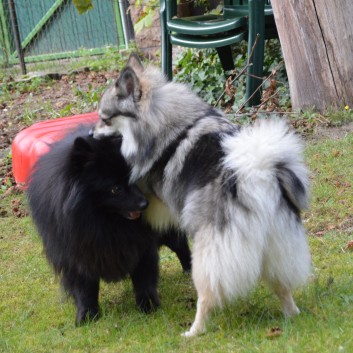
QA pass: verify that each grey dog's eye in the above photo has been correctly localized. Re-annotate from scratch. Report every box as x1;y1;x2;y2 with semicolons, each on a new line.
111;186;121;194
103;119;112;126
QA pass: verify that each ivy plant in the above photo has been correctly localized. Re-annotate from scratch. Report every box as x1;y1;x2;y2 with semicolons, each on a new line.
173;40;288;111
173;45;247;108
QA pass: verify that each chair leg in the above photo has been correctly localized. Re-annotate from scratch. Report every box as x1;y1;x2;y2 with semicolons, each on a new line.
161;34;173;80
246;0;265;106
216;46;235;72
165;37;173;80
160;1;173;80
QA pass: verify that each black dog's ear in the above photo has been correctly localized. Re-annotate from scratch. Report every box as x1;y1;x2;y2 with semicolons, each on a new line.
71;137;95;169
127;52;144;73
116;67;141;102
73;137;93;154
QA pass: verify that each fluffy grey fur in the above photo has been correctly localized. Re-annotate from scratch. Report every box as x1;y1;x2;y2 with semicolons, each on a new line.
91;54;312;337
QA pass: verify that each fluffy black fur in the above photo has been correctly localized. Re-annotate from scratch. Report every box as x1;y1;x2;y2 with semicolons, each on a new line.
27;125;191;325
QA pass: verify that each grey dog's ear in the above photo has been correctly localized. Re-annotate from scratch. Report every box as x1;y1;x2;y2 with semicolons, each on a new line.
116;67;141;101
127;52;144;73
115;53;143;101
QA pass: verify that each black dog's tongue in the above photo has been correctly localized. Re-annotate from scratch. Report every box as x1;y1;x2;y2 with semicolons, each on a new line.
126;211;141;220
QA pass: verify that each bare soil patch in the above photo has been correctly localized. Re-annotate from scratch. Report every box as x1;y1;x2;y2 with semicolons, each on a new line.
310;122;353;141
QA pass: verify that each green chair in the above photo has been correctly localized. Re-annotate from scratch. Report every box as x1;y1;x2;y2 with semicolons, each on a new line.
160;0;277;105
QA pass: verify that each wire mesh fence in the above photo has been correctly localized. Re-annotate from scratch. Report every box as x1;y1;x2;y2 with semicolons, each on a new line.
0;0;136;73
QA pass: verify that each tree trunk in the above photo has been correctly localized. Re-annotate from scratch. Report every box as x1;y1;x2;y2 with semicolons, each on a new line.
270;0;353;112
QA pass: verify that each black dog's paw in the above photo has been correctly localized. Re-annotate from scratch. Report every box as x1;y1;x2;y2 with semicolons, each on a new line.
75;307;100;326
136;290;161;313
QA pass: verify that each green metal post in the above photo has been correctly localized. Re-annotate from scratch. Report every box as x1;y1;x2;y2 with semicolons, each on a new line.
113;0;126;49
8;0;26;74
0;0;11;65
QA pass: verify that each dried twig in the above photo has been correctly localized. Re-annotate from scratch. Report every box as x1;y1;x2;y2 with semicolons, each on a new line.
214;34;260;108
259;89;279;107
235;60;284;113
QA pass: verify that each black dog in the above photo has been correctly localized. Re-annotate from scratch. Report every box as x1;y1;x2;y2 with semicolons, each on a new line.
27;125;191;325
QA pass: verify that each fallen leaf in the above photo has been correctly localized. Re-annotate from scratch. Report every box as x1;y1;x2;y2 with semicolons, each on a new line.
332;149;340;157
266;326;282;339
346;240;353;250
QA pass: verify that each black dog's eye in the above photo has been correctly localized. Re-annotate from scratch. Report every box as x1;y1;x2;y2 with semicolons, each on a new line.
111;186;121;195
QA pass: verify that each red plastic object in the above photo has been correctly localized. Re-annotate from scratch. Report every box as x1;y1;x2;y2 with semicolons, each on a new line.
12;112;99;185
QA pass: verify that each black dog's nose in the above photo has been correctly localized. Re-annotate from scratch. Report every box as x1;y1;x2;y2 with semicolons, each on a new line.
139;199;149;210
88;128;94;137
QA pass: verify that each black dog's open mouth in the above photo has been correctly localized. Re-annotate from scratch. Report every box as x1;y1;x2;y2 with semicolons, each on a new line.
124;211;142;220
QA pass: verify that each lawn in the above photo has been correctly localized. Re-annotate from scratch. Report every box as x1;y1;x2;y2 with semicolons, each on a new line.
0;129;352;353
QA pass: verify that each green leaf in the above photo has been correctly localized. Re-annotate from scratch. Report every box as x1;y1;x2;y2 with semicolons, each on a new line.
134;19;145;34
134;10;154;33
144;12;154;28
72;0;93;14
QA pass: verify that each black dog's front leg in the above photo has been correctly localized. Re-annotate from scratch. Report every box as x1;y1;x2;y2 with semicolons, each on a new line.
130;246;160;313
61;271;100;325
160;229;192;272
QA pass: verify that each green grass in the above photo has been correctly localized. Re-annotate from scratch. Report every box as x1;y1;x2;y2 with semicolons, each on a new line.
305;134;353;235
1;132;353;352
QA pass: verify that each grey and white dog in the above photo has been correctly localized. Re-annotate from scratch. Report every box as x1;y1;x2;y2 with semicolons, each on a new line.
91;54;312;337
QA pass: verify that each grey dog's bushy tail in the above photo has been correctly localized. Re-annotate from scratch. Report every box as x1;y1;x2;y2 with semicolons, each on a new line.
222;119;310;211
276;162;309;211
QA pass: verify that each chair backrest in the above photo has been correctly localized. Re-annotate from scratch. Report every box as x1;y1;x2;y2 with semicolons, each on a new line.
227;1;246;4
226;1;272;6
226;1;270;4
230;0;272;3
166;1;240;20
165;0;272;18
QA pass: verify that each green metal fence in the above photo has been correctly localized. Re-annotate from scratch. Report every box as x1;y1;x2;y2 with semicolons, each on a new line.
0;0;131;67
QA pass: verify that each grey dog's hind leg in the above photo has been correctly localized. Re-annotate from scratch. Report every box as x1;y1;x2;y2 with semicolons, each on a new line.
182;291;216;337
273;283;300;316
